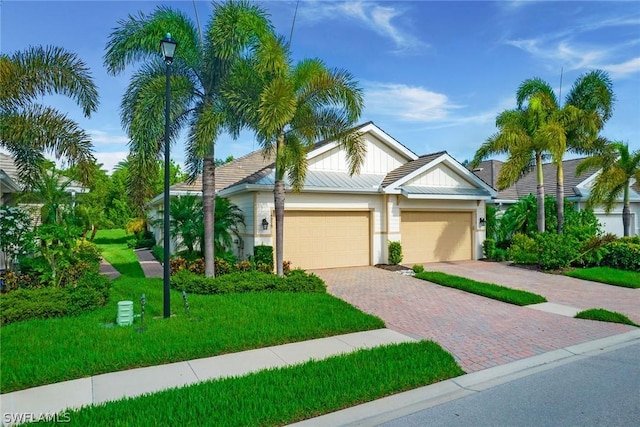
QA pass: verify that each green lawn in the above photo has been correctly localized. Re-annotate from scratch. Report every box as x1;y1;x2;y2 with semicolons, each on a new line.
575;308;639;327
93;229;145;278
1;231;384;393
565;267;640;289
415;271;547;306
32;342;464;427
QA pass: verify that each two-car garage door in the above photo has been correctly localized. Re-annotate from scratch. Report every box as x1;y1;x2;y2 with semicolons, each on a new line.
401;211;473;264
283;211;370;270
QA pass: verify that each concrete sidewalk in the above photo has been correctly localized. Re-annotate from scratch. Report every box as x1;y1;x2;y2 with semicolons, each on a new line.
135;248;163;278
0;329;414;421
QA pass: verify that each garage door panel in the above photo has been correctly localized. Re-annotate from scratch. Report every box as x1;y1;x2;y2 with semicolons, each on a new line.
401;211;472;264
283;211;370;269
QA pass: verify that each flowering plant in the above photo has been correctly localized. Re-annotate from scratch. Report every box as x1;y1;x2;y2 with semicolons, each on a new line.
0;206;35;270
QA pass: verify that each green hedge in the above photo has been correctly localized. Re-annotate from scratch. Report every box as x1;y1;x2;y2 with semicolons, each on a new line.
0;272;111;325
602;241;640;272
171;269;326;294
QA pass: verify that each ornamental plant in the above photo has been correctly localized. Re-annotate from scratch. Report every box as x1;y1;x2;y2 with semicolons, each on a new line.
0;206;35;270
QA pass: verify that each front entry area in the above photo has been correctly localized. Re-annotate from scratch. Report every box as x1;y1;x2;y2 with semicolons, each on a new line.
400;211;473;264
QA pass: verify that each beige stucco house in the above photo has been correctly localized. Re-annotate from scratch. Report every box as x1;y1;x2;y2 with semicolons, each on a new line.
148;122;497;269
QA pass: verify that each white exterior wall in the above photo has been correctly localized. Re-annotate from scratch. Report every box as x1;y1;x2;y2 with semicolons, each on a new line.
308;134;408;174
227;192;255;258
577;201;640;236
406;163;475;188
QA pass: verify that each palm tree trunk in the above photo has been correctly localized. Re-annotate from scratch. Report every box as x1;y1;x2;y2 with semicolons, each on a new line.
556;163;564;234
535;151;545;233
274;132;286;277
203;153;216;277
622;184;631;237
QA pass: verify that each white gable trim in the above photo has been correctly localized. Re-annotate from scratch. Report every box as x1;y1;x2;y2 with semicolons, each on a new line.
385;153;498;197
307;122;418;162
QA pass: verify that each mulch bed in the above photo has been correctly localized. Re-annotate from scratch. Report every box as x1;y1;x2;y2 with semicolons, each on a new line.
375;264;411;272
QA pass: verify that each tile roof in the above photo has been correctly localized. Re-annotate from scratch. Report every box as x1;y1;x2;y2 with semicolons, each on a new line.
472;157;600;200
381;151;446;187
169;149;275;193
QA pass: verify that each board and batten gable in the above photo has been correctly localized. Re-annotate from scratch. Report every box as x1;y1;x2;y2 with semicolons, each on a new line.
307;126;416;175
405;163;476;188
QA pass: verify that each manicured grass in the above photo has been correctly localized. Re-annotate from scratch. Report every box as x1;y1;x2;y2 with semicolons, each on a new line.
93;229;145;278
33;342;464;427
575;308;639;327
415;271;547;306
0;276;384;393
565;267;640;289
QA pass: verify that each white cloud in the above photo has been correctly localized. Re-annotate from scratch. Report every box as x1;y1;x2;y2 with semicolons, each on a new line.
601;57;640;77
299;1;427;53
89;130;129;145
364;82;460;122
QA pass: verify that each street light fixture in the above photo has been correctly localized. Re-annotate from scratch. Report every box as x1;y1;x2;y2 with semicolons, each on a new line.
161;33;177;319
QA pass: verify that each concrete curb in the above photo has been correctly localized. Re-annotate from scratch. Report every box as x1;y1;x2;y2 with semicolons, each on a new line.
289;329;640;427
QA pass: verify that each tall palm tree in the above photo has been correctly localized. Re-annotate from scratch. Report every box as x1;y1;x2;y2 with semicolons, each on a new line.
577;142;640;236
471;85;555;233
103;1;273;277
517;71;614;233
224;35;365;275
0;46;98;187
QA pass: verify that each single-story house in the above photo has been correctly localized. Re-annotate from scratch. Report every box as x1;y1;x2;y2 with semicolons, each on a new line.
148;122;497;269
472;158;640;236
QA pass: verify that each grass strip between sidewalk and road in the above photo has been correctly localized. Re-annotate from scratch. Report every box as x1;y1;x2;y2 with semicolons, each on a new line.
565;267;640;289
415;271;547;306
31;341;464;427
575;309;639;327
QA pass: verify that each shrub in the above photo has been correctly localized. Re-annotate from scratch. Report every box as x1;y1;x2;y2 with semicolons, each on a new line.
602;241;640;272
535;232;579;270
73;240;102;267
254;245;274;271
234;260;252;272
0;271;110;325
493;248;508;262
283;260;292;274
176;250;202;262
388;241;403;265
412;264;425;274
170;257;188;275
482;238;496;260
573;233;617;267
256;261;273;274
125;218;146;237
170;270;326;294
188;258;205;275
507;233;537;264
151;245;163;262
214;258;233;275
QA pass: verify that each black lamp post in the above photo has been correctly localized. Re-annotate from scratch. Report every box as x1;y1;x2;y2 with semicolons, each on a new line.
161;33;177;319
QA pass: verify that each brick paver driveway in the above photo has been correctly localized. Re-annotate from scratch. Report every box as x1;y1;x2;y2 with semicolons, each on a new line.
427;261;640;324
312;267;634;373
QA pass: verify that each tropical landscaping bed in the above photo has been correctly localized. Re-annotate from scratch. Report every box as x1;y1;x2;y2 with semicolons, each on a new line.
30;341;464;427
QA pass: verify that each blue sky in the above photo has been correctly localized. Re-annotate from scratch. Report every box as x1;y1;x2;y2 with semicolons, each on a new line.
2;0;639;173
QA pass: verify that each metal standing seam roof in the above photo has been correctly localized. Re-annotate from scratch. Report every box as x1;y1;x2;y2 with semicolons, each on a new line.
248;169;386;191
400;186;493;196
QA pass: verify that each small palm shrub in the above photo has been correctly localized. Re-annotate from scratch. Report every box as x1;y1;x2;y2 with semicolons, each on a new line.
412;264;425;274
254;245;274;271
482;238;496;260
388;241;403;265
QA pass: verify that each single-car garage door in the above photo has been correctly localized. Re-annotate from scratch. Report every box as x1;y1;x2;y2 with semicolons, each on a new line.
283;211;370;269
401;211;472;264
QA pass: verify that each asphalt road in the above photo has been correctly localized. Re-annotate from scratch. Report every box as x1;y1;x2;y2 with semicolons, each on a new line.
381;342;640;427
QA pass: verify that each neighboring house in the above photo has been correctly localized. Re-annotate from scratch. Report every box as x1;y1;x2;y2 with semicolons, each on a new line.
472;158;640;236
148;122;497;269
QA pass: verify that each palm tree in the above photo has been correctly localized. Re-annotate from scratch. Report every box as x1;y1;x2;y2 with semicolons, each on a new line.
0;46;98;187
471;86;555;233
213;196;245;253
103;1;272;277
224;35;365;275
577;142;640;236
18;164;73;225
517;71;614;233
169;196;203;253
